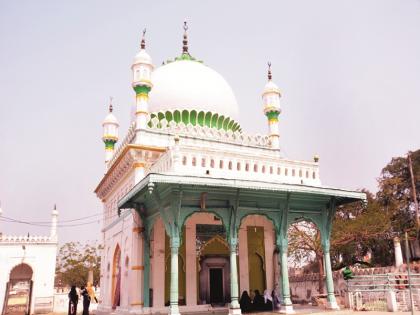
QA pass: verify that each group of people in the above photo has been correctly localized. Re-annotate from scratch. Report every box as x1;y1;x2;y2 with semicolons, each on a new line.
68;282;97;315
239;289;281;313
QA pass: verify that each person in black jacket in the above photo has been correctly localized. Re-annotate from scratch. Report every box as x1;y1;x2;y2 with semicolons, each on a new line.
252;290;265;311
81;286;91;315
239;291;252;313
68;286;78;315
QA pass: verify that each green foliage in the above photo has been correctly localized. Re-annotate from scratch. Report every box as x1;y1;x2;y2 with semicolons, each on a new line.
288;149;419;271
377;149;420;233
55;241;102;288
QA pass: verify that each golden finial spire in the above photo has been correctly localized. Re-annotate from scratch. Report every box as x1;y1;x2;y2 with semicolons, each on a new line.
183;20;189;54
141;28;146;50
109;96;113;113
268;62;272;81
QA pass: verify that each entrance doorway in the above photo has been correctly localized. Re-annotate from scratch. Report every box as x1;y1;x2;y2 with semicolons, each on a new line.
209;269;223;304
3;264;33;315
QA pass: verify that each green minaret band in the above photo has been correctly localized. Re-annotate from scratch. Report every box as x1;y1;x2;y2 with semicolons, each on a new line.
265;110;280;122
133;85;151;95
104;139;117;150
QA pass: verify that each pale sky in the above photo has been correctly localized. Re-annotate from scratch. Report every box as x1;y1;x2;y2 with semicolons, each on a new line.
0;1;419;244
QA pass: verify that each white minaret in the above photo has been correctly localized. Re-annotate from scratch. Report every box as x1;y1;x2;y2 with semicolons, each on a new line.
132;29;154;130
50;204;59;239
262;62;281;150
102;99;119;165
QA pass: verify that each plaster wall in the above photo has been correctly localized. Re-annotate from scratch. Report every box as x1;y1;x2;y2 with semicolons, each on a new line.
100;171;135;311
0;242;57;314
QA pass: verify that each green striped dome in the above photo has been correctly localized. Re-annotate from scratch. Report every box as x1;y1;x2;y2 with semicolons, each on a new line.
148;110;241;132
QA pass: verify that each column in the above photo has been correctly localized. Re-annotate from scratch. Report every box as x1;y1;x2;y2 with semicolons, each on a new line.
278;239;294;314
129;223;144;312
143;233;151;308
238;226;249;293
229;237;241;315
185;222;197;306
323;241;339;310
152;219;165;308
169;235;181;315
394;237;403;268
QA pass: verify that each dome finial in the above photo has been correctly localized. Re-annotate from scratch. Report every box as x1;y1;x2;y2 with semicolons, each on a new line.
109;96;113;113
141;28;146;50
267;61;272;81
183;20;189;55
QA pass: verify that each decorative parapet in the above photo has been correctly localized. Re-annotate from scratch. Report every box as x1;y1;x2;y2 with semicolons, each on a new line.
0;234;57;244
148;118;270;148
148;145;321;186
107;121;136;169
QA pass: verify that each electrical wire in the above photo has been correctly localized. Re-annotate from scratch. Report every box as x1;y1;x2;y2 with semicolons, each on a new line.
0;211;127;228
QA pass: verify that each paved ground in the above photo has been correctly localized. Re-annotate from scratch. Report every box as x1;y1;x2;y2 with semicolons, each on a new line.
49;306;420;315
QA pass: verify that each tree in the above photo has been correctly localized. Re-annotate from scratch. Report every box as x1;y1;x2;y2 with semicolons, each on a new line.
286;149;420;282
288;221;324;293
55;241;102;288
331;191;393;267
377;149;420;234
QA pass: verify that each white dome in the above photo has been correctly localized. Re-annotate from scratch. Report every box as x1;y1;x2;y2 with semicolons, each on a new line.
148;60;239;118
133;49;152;65
262;80;281;95
103;112;119;126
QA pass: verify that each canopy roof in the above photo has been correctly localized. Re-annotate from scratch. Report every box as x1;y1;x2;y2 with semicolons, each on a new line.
118;173;366;216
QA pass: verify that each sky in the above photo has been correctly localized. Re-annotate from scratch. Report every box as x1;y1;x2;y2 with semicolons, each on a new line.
0;0;419;244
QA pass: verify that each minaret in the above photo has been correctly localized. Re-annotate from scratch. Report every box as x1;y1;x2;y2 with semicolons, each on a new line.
50;204;58;239
262;62;281;150
102;99;119;164
132;29;154;130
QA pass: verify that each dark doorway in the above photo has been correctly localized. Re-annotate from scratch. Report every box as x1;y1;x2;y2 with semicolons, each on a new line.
209;268;223;304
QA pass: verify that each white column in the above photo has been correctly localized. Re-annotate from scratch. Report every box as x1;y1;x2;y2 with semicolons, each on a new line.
50;205;58;239
136;92;149;130
394;237;403;268
268;121;280;149
105;147;114;164
185;221;197;306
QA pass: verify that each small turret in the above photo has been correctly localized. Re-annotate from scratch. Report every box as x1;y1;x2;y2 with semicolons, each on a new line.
262;62;281;149
132;29;154;130
102;99;119;164
50;204;58;239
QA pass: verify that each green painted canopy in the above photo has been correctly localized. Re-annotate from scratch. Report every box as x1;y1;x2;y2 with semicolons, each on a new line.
117;173;366;236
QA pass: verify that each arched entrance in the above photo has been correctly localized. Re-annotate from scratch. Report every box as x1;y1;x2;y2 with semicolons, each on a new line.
199;235;230;305
111;244;121;309
238;214;276;295
287;219;324;299
3;264;33;315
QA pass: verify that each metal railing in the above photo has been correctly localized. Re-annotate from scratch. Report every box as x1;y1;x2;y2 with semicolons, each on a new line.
347;273;420;311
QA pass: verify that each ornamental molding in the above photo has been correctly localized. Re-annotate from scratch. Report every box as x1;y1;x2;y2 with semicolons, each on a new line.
0;234;57;244
148;118;271;148
95;145;166;199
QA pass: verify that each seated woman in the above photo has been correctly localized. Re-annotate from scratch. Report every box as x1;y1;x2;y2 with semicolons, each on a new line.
239;291;251;313
263;290;273;311
252;290;265;311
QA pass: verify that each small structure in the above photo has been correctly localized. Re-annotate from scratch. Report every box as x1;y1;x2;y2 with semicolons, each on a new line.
95;23;366;315
0;205;59;315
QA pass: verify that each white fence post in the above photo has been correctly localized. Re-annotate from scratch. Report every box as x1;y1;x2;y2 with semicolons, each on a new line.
386;290;398;312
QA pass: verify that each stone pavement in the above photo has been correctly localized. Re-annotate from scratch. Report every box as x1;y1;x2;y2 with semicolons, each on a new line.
48;306;420;315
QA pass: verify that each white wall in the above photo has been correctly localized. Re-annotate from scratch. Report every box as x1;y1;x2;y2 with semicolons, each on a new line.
0;240;57;314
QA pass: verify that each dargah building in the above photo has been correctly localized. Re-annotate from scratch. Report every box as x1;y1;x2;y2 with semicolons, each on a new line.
95;23;365;315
